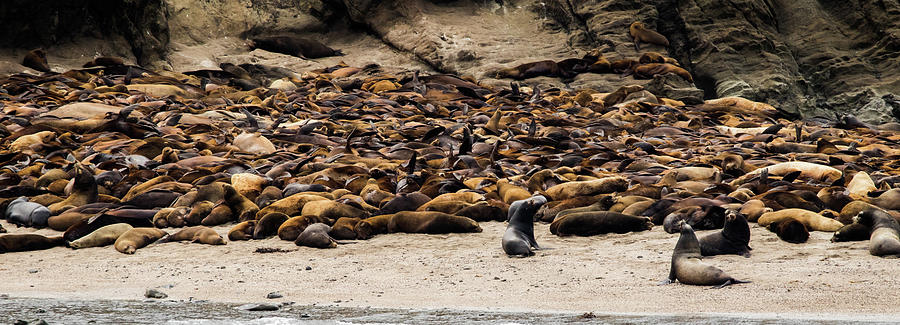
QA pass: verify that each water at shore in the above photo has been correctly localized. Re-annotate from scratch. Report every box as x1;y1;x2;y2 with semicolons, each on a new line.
2;297;898;324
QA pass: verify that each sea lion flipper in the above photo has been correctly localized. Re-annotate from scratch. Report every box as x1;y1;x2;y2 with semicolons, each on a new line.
657;278;673;286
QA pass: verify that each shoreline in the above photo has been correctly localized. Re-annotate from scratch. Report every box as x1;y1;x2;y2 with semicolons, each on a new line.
3;219;900;318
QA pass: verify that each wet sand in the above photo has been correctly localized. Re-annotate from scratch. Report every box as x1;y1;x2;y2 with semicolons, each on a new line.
2;219;899;317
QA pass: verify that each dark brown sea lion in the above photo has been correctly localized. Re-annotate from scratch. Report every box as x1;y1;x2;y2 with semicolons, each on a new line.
228;220;256;241
250;36;343;59
550;211;653;236
766;219;809;244
254;212;290;239
186;200;215;225
378;192;432;215
831;223;870;242
698;210;751;257
22;49;51;72
662;205;727;233
502;196;547;257
114;227;167;254
387;211;482;234
48;164;98;215
454;200;507;222
495;60;562;80
0;234;65;253
159;226;225;245
295;223;338;248
629;22;669;50
201;203;234;226
661;222;750;288
329;217;362;240
854;209;900;257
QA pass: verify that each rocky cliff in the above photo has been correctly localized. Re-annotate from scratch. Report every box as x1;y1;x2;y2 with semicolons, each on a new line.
1;0;898;121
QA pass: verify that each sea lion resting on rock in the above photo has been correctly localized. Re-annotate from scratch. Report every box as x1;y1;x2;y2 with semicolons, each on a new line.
295;223;338;248
629;22;669;50
159;226;225;245
0;234;65;253
69;223;133;249
698;210;751;257
250;36;343;59
661;222;749;288
5;197;51;228
502;195;547;257
632;63;693;83
854;209;900;257
114;227;167;254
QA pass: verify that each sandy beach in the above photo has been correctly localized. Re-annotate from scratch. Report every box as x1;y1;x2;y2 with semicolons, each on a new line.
2;218;898;317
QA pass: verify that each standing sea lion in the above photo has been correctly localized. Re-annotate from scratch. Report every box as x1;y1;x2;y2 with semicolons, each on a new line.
502;195;547;257
854;209;900;257
295;223;338;248
698;210;751;257
660;222;750;287
629;22;669;50
114;228;167;254
69;223;134;249
48;164;99;215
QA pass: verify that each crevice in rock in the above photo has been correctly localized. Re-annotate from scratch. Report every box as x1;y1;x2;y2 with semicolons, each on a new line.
653;0;714;98
563;0;597;45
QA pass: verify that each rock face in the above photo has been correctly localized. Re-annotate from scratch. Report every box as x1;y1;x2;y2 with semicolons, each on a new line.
1;0;898;121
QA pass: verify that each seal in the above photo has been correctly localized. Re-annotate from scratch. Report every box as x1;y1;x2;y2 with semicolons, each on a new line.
201;203;234;226
660;222;750;288
250;36;343;59
387;211;482;234
0;234;65;253
377;192;431;215
295;223;338;248
698;210;751;257
502;195;547;257
454;200;507;222
739;199;771;222
254;212;290;239
550;211;653;236
757;208;843;232
69;223;133;249
5;196;51;228
114;227;167;254
854;209;900;257
255;193;329;220
301;200;370;221
159;226;226;245
329;217;362;240
629;22;669;50
228;220;256;241
766;219;809;244
22;49;51;72
186;201;215;225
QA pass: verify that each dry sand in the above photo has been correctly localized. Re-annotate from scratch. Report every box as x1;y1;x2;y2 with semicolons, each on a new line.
1;218;899;318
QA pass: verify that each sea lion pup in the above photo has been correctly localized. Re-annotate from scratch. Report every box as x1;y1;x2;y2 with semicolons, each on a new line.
629;22;669;50
550;211;653;236
831;223;870;242
48;164;99;215
228;220;256;241
295;223;338;248
767;219;809;244
698;210;751;257
22;49;51;72
69;223;133;249
633;63;693;82
254;212;290;239
661;222;750;288
502;195;547;257
159;226;226;245
5;197;51;228
114;228;167;254
387;211;482;234
495;60;562;80
82;56;125;67
249;35;343;59
277;215;331;241
854;209;900;257
354;214;394;239
543;176;628;201
329;217;362;240
0;234;65;253
757;208;843;232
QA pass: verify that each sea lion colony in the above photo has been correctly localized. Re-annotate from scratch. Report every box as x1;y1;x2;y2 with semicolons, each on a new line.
2;29;900;288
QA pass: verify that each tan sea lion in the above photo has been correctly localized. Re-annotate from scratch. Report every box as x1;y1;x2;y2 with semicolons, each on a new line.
629;22;669;50
660;222;749;287
228;220;256;241
201;203;234;226
329;217;362;240
114;228;167;254
277;215;331;241
543;176;627;201
387;211;482;234
159;226;225;245
255;193;329;220
846;172;876;198
69;223;133;249
354;214;394;239
300;200;369;220
633;63;693;82
757;208;843;232
186;200;215;225
740;199;771;222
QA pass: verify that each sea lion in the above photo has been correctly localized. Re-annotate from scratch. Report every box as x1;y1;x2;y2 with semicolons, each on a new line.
0;234;65;253
846;171;876;198
662;205;727;233
629;22;669;50
9;131;54;154
300;200;369;220
731;162;842;187
4;197;51;228
223;184;260;222
159;226;225;245
740;199;770;222
377;192;431;215
543;176;628;201
757;208;843;232
201;203;234;226
550;211;653;236
766;219;809;244
633;63;693;82
831;223;870;242
250;36;343;59
114;227;167;254
638;52;666;64
862;189;900;210
455;201;507;222
69;223;133;249
186;200;215;225
660;222;749;288
277;215;330;241
354;214;394;239
228;220;256;241
83;56;125;67
254;212;290;239
854;209;900;257
698;210;751;257
495;60;562;80
838;201;880;224
295;223;338;248
497;179;532;205
255;193;328;220
22;49;51;72
48;164;99;215
387;211;482;234
329;217;362;240
502;195;547;257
